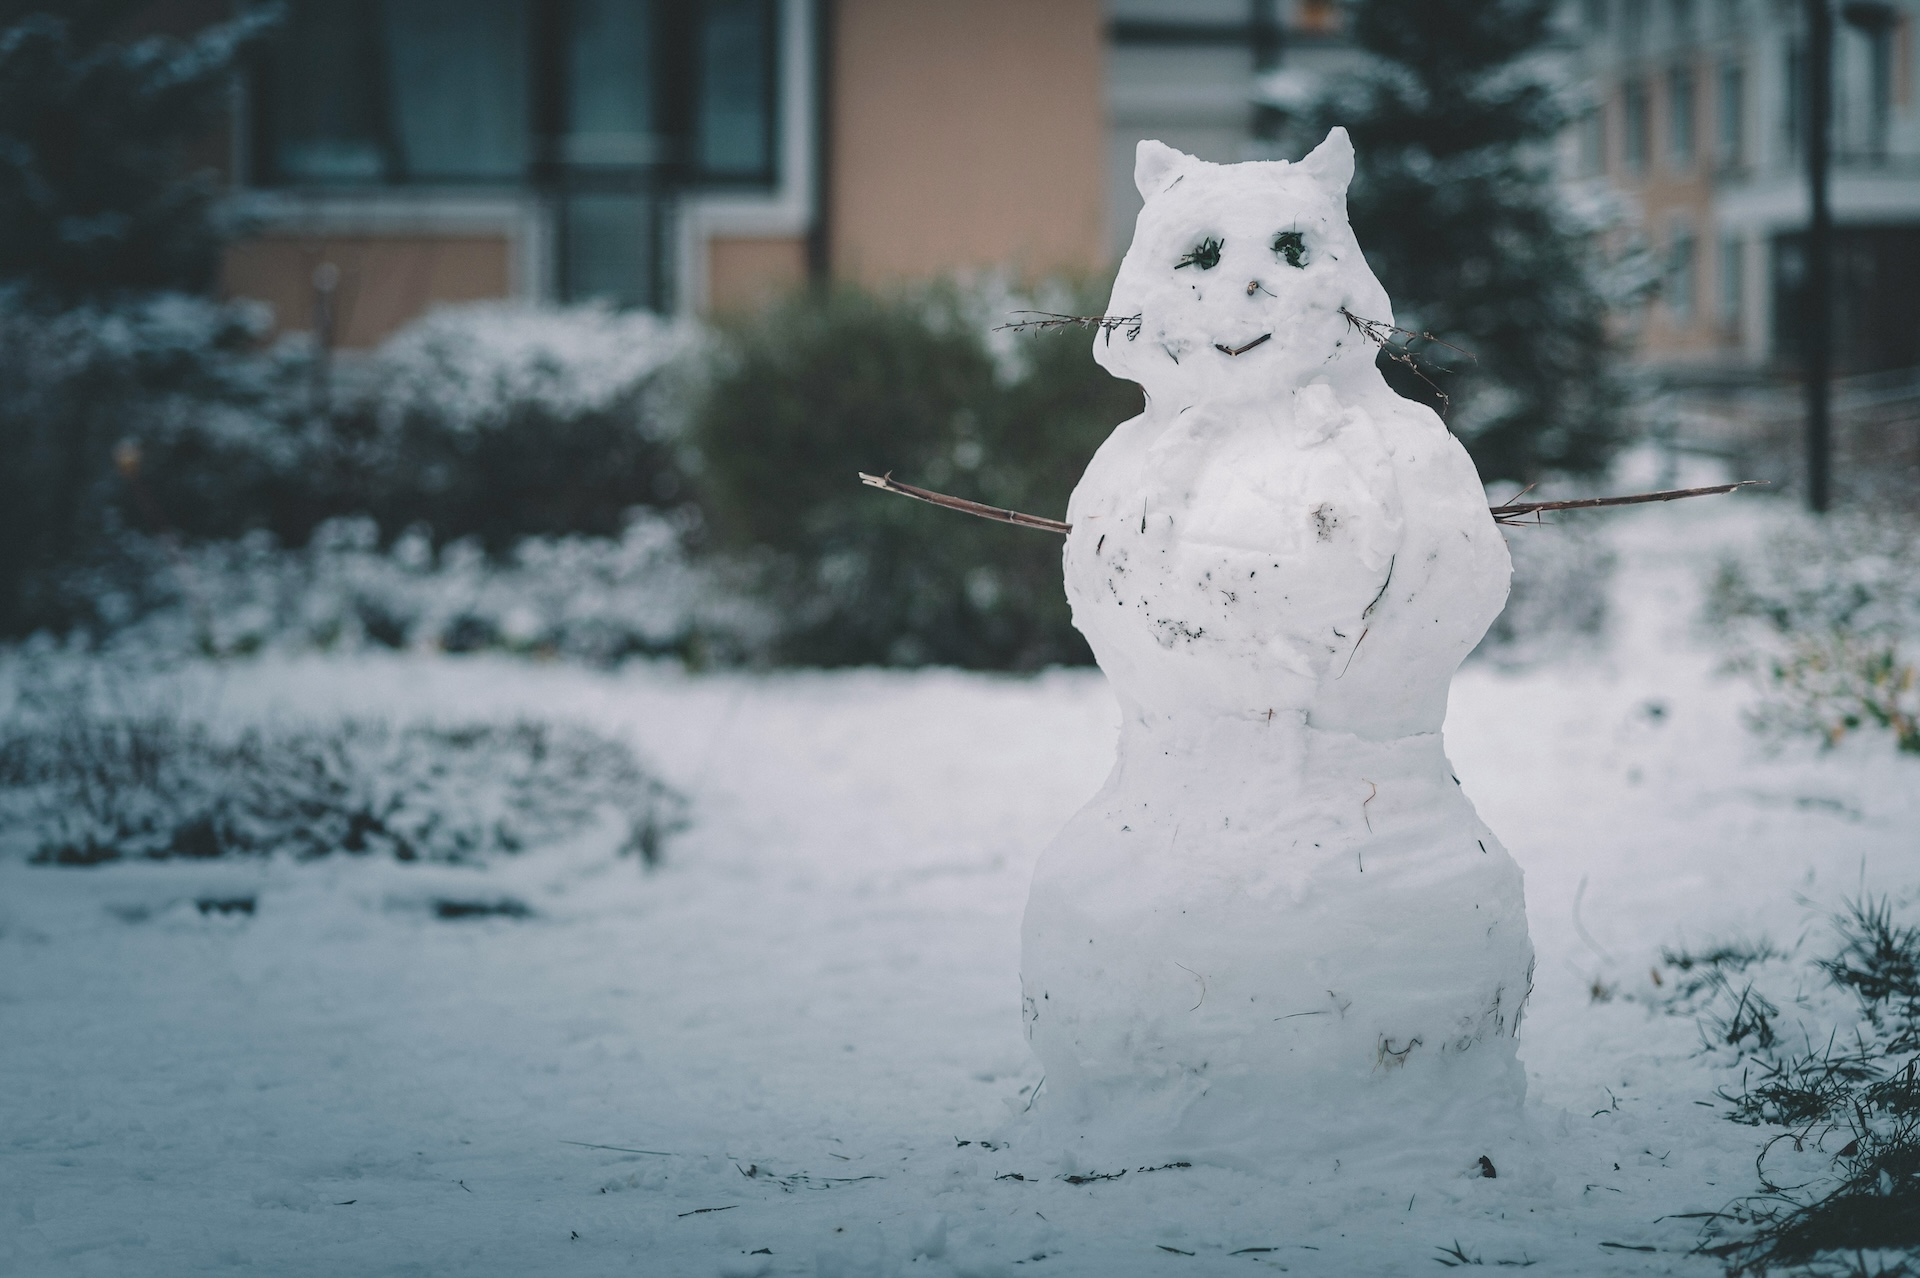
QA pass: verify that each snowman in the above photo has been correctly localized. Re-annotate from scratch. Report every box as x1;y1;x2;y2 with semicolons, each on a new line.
1017;129;1534;1172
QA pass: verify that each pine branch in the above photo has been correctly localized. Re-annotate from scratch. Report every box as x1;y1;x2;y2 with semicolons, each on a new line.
858;474;1765;536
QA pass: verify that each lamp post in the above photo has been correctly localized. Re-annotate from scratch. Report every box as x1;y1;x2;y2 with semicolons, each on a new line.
1805;0;1833;513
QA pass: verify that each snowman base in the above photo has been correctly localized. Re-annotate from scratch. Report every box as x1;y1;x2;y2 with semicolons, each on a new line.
1016;714;1532;1173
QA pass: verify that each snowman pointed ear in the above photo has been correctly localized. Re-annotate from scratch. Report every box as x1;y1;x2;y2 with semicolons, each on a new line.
1134;139;1194;199
1298;127;1355;195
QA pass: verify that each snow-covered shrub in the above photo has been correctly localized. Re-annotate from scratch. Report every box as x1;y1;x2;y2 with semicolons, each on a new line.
692;279;1137;669
1708;514;1920;754
0;703;687;867
349;302;699;552
1644;900;1920;1269
73;512;770;666
2;295;708;648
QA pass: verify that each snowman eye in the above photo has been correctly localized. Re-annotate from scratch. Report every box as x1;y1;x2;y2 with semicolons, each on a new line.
1174;237;1223;271
1272;231;1307;268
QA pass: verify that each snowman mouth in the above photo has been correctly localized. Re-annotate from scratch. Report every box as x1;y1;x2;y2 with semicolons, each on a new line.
1213;333;1272;357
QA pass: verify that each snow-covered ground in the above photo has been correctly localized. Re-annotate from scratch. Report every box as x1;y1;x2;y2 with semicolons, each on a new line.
2;500;1915;1277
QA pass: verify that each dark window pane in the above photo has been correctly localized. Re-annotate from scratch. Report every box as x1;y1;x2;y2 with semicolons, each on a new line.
1668;66;1693;167
698;0;774;179
381;0;530;179
264;0;390;181
568;0;659;167
1773;227;1920;373
1623;77;1649;171
564;192;668;309
1717;61;1743;165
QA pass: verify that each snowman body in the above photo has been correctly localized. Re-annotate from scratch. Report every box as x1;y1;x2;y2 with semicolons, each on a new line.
1018;132;1533;1169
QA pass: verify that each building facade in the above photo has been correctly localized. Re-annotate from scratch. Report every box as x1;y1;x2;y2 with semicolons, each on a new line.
215;0;1109;346
199;0;1351;347
1567;0;1920;379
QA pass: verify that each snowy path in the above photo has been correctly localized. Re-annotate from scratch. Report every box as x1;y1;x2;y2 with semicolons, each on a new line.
2;504;1916;1276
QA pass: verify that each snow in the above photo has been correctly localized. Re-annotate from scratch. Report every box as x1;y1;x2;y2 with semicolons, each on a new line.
1022;133;1529;1167
2;497;1916;1275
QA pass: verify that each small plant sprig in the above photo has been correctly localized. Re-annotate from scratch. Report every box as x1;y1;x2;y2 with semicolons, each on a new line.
994;311;1143;343
1338;306;1476;415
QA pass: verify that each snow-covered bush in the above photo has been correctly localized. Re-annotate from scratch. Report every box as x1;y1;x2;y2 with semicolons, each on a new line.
348;302;699;552
2;297;706;648
692;280;1137;669
66;512;770;666
0;701;687;868
1708;514;1920;754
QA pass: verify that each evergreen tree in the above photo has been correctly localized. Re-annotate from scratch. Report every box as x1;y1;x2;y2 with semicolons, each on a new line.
1309;0;1622;482
0;2;277;636
0;1;274;305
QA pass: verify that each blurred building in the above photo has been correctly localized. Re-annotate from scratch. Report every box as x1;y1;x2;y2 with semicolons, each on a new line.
1102;0;1359;261
209;0;1102;345
1565;0;1920;379
1561;0;1920;492
121;1;1344;347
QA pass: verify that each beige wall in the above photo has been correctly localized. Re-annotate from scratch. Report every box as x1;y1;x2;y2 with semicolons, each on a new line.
222;235;513;349
708;236;810;313
829;0;1107;282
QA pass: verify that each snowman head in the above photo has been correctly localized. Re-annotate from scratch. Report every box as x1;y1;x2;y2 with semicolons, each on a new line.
1097;128;1391;407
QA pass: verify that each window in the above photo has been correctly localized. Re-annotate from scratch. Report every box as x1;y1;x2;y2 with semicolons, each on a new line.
1580;107;1607;176
387;0;532;180
698;0;777;178
1666;220;1697;323
254;0;400;183
565;0;658;169
1621;0;1648;54
1669;0;1695;44
1773;227;1920;372
1623;77;1650;172
1718;233;1743;333
1717;60;1744;166
250;0;781;307
256;0;534;184
1668;65;1695;168
1846;4;1898;162
561;0;666;309
1785;41;1805;156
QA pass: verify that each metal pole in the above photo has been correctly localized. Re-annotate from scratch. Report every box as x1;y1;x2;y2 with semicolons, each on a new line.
1806;0;1834;513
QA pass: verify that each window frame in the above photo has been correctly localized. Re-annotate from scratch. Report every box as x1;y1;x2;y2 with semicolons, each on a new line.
245;0;782;193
